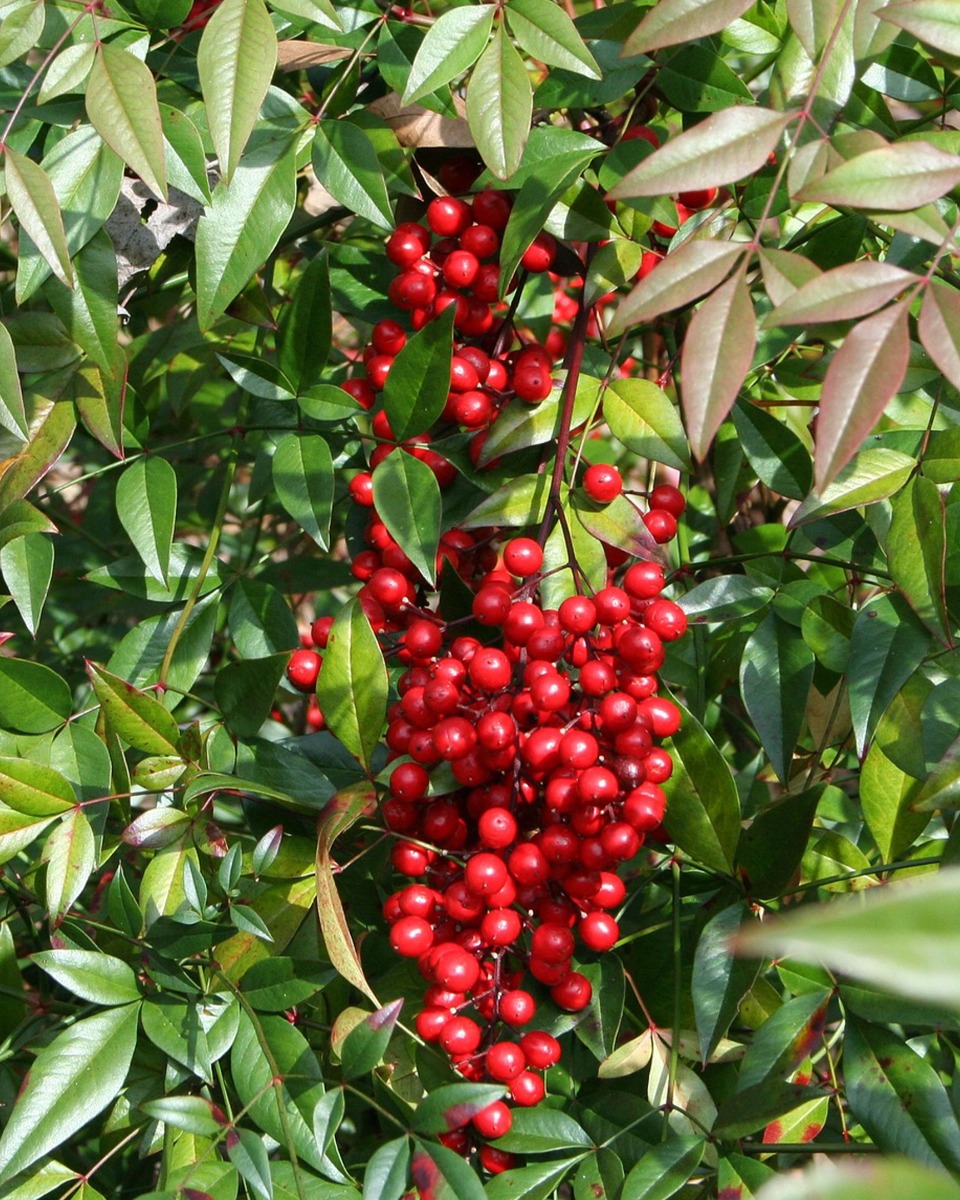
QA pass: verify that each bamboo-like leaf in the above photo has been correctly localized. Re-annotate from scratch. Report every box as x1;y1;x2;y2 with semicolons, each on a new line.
0;321;27;440
875;1;960;60
505;0;599;77
764;261;915;327
608;107;793;198
86;44;167;201
197;0;278;183
44;808;96;927
0;533;54;637
3;148;73;288
814;300;910;489
371;450;442;585
608;240;747;334
312;121;394;231
466;26;532;181
624;0;755;52
885;475;950;642
799;140;960;210
86;661;181;755
402;5;493;104
272;433;334;550
316;599;388;770
115;457;177;587
680;268;755;462
918;279;960;394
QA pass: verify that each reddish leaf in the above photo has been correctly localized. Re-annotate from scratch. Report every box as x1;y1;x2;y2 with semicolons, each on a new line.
624;0;755;53
764;261;916;327
799;140;960;211
918;279;960;393
680;269;755;462
814;300;910;489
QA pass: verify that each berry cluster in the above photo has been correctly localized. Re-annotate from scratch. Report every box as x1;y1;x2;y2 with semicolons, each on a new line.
283;192;689;1170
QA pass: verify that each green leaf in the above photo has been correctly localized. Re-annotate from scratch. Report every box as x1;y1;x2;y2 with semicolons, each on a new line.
362;1138;409;1200
0;533;53;636
919;281;960;395
139;1096;226;1138
0;1004;139;1181
815;301;910;489
740;612;816;783
460;473;552;529
657;43;753;111
790;447;917;525
159;104;212;206
339;999;403;1080
620;1136;704;1200
272;433;335;551
198;0;278;183
624;0;756;53
44;808;95;927
0;659;71;734
0;810;57;867
662;699;740;875
371;451;441;586
0;757;75;817
583;239;645;308
38;41;95;102
228;579;300;659
608;239;747;334
737;787;823;900
736;870;960;1008
495;1108;594;1154
800;594;853;672
764;261;916;327
86;44;167;201
3;148;73;289
483;1157;584;1200
844;1016;960;1170
602;378;690;471
847;593;931;758
317;600;388;771
740;1157;960;1200
217;353;296;402
241;958;334;1010
466;25;532;181
914;732;960;813
214;653;289;739
732;401;812;500
227;1128;272;1200
87;661;181;755
799;140;960;211
142;996;214;1082
312;121;394;231
886;474;950;641
681;268;755;463
861;742;927;862
402;6;493;104
30;950;140;1006
608;107;792;198
738;989;832;1092
679;576;774;623
194;138;297;331
44;231;120;379
15;128;123;304
692;903;758;1064
0;0;44;70
0;1159;77;1200
382;302;454;441
412;1083;505;1136
277;253;331;394
0;321;27;440
311;1089;345;1164
0;502;56;553
115;457;177;587
505;0;599;77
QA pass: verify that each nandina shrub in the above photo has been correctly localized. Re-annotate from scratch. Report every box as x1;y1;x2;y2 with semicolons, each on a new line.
1;1;960;1198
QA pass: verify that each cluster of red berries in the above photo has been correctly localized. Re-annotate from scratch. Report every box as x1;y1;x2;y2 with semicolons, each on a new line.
283;193;689;1173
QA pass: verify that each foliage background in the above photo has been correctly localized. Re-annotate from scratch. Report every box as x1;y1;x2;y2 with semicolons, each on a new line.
2;0;960;1197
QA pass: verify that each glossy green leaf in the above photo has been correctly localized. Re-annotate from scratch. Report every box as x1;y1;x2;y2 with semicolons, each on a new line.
886;474;950;641
658;43;753;111
574;491;664;564
624;0;756;53
747;1157;960;1200
0;533;53;636
732;401;812;499
583;239;644;308
461;473;552;528
663;698;740;874
30;949;139;1006
272;433;335;551
680;576;774;623
312;121;393;231
44;231;120;379
197;0;277;183
402;6;493;104
159;104;212;205
919;276;960;396
139;1096;226;1138
277;253;331;394
44;808;95;927
693;903;758;1063
371;451;441;586
0;320;27;439
800;140;960;210
15;128;123;303
0;757;75;817
737;787;823;900
194;138;297;331
914;731;960;812
87;661;180;755
86;44;166;200
227;1128;272;1200
608;239;747;334
790;447;916;525
411;1082;505;1136
339;999;403;1080
573;1150;625;1200
382;302;454;441
240;958;334;1011
215;653;288;739
800;594;853;672
847;593;930;758
484;1157;585;1200
362;1138;409;1200
0;0;43;70
466;25;532;181
861;741;927;861
0;1003;139;1181
228;579;300;659
608;107;792;198
410;1140;488;1200
3;148;73;289
505;0;599;77
0;810;57;865
620;1136;704;1200
317;601;387;771
603;378;690;471
495;1108;595;1154
116;457;177;587
740;612;816;783
142;995;215;1081
681;268;755;462
217;354;296;402
815;300;910;489
0;659;71;733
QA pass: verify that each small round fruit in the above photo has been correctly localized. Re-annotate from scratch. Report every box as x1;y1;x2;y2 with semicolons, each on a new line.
583;463;623;503
286;649;322;693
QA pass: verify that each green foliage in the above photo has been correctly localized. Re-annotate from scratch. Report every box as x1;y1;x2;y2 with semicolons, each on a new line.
2;1;960;1198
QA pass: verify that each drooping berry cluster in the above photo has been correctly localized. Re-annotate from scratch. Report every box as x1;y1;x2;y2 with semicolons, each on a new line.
284;192;689;1170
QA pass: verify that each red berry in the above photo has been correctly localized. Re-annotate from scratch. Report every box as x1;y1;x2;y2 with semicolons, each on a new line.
643;508;678;543
485;1042;526;1082
551;971;592;1011
503;537;543;578
583;463;623;503
427;196;472;237
644;599;688;642
472;1100;512;1139
499;989;536;1025
286;649;322;692
389;915;435;957
519;1030;561;1068
521;231;556;272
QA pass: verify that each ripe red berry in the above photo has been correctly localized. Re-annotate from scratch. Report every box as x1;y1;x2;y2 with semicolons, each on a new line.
583;463;623;503
499;989;536;1025
579;912;620;952
519;1030;561;1068
521;231;556;272
643;508;678;543
485;1042;526;1082
551;971;592;1012
509;1070;546;1106
648;483;686;517
644;599;688;642
427;196;472;237
472;1100;512;1139
503;537;543;578
286;649;322;692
